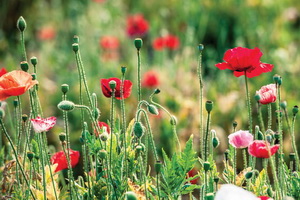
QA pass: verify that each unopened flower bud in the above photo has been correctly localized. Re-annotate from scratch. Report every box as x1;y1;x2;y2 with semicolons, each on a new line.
245;171;253;179
99;149;107;159
232;121;238;129
17;16;26;32
61;84;69;94
109;80;117;90
224;149;229;161
27;152;34;161
280;101;287;109
13;99;19;107
154;88;160;94
293;105;298;116
121;66;127;74
267;188;273;197
289;153;296;161
30;56;38;66
100;132;108;141
257;131;264;140
125;191;138;200
20;61;29;72
147;104;159;115
213;177;219;183
205;101;213;113
154;161;162;174
266;134;273;143
273;74;281;84
22;114;28;122
93;108;100;120
212;137;219;148
57;100;75;111
72;43;79;52
134;122;144;138
59;133;66;142
203;161;210;171
198;44;204;51
134;38;143;50
277;77;282;85
73;35;79;43
205;193;214;200
170;115;177;125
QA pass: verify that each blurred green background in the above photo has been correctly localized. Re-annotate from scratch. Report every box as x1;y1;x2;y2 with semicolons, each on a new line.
1;0;300;164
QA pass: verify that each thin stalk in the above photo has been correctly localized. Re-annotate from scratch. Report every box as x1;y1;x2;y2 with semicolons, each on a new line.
267;104;272;130
291;115;299;171
109;90;115;174
233;148;236;185
20;31;27;61
37;133;47;200
243;149;247;169
244;72;252;133
257;103;266;133
197;46;204;159
204;112;211;161
157;173;160;200
137;49;142;102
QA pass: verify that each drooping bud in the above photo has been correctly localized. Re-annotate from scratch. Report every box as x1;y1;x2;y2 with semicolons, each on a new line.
93;108;100;120
154;88;160;94
27;152;34;161
30;56;38;66
205;101;213;113
59;133;66;142
20;61;29;72
293;105;298;116
245;171;253;179
99;149;107;159
109;80;117;90
72;43;79;53
170;115;177;125
267;188;273;198
147;104;159;115
198;44;204;51
203;161;210;171
57;100;75;111
154;161;162;174
61;84;69;94
125;191;138;200
133;122;144;138
22;114;28;122
17;16;26;32
134;38;143;50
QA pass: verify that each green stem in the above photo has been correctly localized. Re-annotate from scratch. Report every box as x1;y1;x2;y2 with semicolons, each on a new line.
257;103;266;133
197;47;204;159
137;49;142;102
109;90;115;173
37;133;47;200
243;149;247;169
233;148;236;185
204;112;211;161
20;31;27;61
267;104;272;130
244;72;252;133
291;115;299;171
157;173;160;200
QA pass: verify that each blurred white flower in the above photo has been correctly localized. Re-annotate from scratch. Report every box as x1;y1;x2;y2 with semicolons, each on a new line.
215;184;258;200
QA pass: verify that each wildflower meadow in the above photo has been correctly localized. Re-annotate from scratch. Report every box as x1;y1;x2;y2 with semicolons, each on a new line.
0;1;300;200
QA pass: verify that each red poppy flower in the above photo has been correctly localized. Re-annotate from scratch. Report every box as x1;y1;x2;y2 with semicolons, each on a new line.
126;14;149;37
248;140;279;158
215;47;274;78
31;116;56;133
100;36;120;50
256;84;277;105
51;149;80;173
152;37;165;51
187;168;199;184
259;196;272;200
98;121;110;134
37;26;56;40
165;35;180;50
0;68;7;77
142;70;160;88
0;70;38;101
100;78;132;100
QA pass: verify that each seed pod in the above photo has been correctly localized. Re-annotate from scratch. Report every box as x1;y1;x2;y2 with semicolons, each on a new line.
121;66;127;74
61;84;69;94
293;105;298;116
205;101;213;113
59;133;66;142
109;80;116;90
30;56;38;66
198;44;204;51
20;61;29;72
205;193;214;200
27;152;34;161
289;153;296;161
100;132;108;142
22;114;28;122
134;38;143;50
72;43;79;52
203;161;210;171
154;161;162;174
57;100;75;111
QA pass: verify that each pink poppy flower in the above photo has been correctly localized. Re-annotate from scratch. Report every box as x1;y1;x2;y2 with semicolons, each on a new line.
228;130;253;148
51;149;80;172
256;84;277;104
31;116;56;133
248;140;279;158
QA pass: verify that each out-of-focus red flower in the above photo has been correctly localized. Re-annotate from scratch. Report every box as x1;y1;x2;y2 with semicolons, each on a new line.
31;116;56;133
259;196;272;200
228;130;253;149
0;68;7;77
165;35;180;50
98;121;110;134
100;78;132;100
100;36;120;50
187;168;199;184
152;37;165;51
51;149;80;173
0;70;38;101
142;70;160;88
256;84;277;105
93;0;105;3
215;47;274;78
248;140;279;158
126;14;149;37
37;26;56;40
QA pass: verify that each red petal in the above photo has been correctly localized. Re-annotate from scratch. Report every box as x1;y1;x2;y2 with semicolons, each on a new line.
245;63;274;78
215;62;233;70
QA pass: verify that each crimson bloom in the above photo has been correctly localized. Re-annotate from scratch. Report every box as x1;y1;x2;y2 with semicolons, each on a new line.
228;130;253;149
99;36;120;50
187;168;199;184
51;149;80;172
100;78;132;100
0;68;7;77
165;34;180;50
215;47;274;78
248;140;279;158
0;70;38;101
31;116;57;133
256;84;277;105
259;196;272;200
142;70;160;88
98;121;110;134
126;14;149;37
152;37;165;51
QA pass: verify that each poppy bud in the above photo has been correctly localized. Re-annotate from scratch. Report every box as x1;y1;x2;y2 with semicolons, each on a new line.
13;99;19;107
93;108;100;120
134;122;144;138
203;161;210;171
213;177;219;184
20;61;29;72
121;66;127;75
224;149;229;161
99;149;107;159
205;101;213;113
257;131;264;140
212;137;219;148
267;188;273;197
277;77;282;85
109;80;117;90
73;35;79;43
17;16;26;32
30;56;38;66
72;43;79;53
134;38;143;50
59;133;66;142
254;94;261;102
135;144;145;154
293;105;298;116
289;153;296;161
147;104;159;115
57;100;75;111
22;114;28;122
266;134;273;143
154;161;162;174
61;84;69;94
154;88;160;94
205;193;214;200
198;44;204;51
245;171;253;179
280;101;287;109
125;191;138;200
232;121;238;129
0;108;5;119
273;74;281;84
170;115;177;125
27;152;34;161
100;132;108;141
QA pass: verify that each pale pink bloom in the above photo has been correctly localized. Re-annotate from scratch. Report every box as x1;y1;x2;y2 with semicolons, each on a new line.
256;84;277;105
228;130;253;148
31;116;57;133
215;184;258;200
